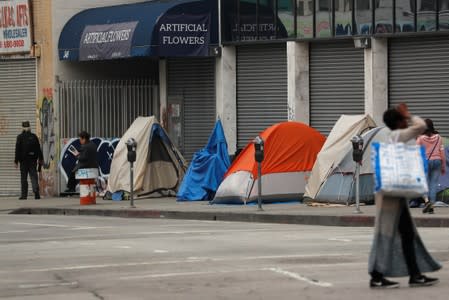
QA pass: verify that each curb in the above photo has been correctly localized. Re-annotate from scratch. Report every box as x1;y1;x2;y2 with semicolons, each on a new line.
10;206;449;227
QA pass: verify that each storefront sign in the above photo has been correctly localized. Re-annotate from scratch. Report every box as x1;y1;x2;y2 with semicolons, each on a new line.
157;14;210;56
0;0;31;54
79;21;137;61
231;15;278;41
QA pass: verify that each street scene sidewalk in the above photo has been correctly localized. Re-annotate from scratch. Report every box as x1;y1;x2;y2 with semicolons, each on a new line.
2;196;449;227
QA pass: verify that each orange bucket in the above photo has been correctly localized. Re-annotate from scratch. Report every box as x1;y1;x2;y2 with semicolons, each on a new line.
79;178;96;205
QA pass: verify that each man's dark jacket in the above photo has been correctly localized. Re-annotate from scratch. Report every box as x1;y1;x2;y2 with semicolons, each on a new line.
74;141;98;171
14;131;43;164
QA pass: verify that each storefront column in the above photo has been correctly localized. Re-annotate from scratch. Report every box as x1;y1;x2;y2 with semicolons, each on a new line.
159;59;168;128
365;38;388;125
216;46;237;154
287;41;309;124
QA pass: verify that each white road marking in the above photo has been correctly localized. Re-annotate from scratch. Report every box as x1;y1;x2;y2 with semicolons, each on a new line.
120;269;257;280
17;253;353;273
0;228;289;243
222;253;353;262
12;222;72;228
19;281;78;289
135;228;272;235
153;249;168;253
68;227;112;230
120;271;219;280
21;260;200;272
328;238;352;242
12;223;114;231
115;246;132;249
264;267;333;287
0;230;27;234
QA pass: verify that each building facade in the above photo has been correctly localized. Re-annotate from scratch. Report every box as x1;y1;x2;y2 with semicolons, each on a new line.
4;0;449;196
0;0;53;196
218;0;449;148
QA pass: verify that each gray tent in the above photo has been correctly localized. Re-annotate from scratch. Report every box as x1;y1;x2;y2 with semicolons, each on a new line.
307;127;390;205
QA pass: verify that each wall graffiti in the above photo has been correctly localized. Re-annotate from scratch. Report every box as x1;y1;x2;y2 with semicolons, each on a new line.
36;88;57;197
39;88;56;169
39;171;56;197
60;137;119;195
288;103;295;121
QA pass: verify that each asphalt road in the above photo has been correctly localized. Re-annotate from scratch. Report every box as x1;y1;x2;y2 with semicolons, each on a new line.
0;215;448;300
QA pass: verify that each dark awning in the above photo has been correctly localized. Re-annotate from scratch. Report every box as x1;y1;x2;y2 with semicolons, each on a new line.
58;0;218;61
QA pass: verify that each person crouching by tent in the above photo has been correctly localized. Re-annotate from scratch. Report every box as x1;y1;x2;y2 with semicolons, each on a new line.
417;119;446;214
64;131;98;193
368;104;441;289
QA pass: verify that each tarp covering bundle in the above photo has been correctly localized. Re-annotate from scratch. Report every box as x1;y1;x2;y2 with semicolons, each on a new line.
177;120;231;201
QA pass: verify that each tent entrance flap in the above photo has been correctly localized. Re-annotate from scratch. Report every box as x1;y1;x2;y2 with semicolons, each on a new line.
141;134;180;195
58;0;218;61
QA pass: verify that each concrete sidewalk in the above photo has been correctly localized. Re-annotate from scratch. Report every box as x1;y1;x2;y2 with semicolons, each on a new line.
2;196;449;227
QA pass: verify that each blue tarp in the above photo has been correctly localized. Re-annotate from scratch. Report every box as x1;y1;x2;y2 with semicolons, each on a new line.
58;0;218;61
177;120;231;201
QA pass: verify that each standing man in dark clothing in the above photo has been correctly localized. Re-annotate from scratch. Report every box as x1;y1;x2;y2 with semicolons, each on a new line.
14;121;43;200
65;131;99;193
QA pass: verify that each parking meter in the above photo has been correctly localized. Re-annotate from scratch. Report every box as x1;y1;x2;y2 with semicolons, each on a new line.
126;138;137;163
126;138;137;207
350;135;364;163
253;136;264;211
350;135;364;214
254;136;264;163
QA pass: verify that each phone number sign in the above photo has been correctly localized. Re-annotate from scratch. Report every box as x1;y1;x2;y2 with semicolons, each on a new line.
0;0;31;54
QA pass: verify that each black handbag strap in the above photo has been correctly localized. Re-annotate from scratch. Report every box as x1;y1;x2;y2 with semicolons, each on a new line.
427;135;440;161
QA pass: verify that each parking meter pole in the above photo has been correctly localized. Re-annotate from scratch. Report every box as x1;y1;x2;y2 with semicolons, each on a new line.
350;135;363;214
253;136;264;212
354;162;362;214
126;138;137;208
130;161;135;208
257;162;263;211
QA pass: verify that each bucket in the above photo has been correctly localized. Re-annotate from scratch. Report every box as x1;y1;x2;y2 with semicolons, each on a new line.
79;178;96;205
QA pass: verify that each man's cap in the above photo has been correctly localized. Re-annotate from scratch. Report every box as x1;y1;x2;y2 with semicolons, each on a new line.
22;121;30;128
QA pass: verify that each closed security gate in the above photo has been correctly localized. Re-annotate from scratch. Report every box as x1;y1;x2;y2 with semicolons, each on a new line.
237;44;288;149
0;59;37;196
389;37;449;136
167;58;216;161
59;79;157;138
310;41;364;135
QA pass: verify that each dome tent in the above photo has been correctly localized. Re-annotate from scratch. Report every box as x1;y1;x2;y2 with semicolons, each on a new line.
108;116;186;197
304;115;382;204
211;122;326;205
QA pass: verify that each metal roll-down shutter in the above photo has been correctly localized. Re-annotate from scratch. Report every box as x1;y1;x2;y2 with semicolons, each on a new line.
0;59;37;196
389;37;449;136
236;44;288;149
167;58;216;161
310;41;364;135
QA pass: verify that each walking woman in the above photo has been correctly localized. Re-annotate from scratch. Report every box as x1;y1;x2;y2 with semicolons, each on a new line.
369;104;441;289
417;119;446;213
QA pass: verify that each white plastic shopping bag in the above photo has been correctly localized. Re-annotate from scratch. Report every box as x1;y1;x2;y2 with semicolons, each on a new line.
371;142;428;197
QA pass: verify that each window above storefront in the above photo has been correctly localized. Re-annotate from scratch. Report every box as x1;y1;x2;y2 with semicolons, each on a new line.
222;0;449;43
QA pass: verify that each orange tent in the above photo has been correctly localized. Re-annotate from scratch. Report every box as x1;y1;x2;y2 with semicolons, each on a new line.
213;122;326;204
